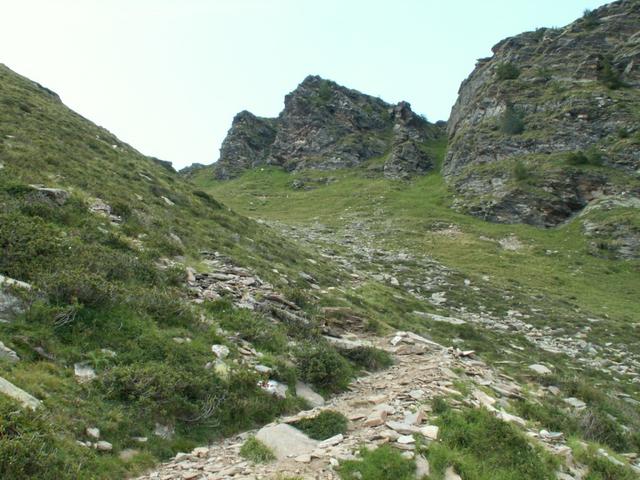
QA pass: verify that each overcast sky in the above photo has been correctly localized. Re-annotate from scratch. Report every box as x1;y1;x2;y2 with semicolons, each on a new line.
1;0;607;169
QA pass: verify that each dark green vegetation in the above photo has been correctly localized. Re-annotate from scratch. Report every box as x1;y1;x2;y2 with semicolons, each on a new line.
338;445;417;480
292;410;348;441
240;436;276;463
495;62;521;81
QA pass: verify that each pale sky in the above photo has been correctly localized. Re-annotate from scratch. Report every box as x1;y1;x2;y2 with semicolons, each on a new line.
1;0;607;169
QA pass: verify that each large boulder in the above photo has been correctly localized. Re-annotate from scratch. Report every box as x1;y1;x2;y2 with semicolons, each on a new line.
255;423;318;460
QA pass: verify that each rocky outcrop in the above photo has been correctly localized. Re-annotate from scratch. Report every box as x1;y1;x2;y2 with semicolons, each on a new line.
444;0;640;226
214;111;278;179
214;76;443;180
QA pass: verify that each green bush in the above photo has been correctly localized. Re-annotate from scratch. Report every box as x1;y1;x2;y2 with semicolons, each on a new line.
513;161;530;181
338;346;393;372
293;410;348;440
500;106;524;134
338;445;416;480
295;341;352;393
240;436;275;463
598;57;624;90
208;300;288;353
565;149;603;166
495;62;521;80
100;362;225;420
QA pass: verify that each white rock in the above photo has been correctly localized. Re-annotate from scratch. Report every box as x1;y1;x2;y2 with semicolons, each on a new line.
0;341;20;362
255;423;318;460
95;441;112;451
295;454;312;463
529;364;552;375
211;344;230;359
154;423;174;439
86;427;100;439
563;397;586;409
444;466;462;480
74;362;96;383
421;425;439;440
0;376;41;410
295;381;325;408
261;380;288;399
254;365;273;375
415;455;430;478
318;434;344;448
397;435;415;444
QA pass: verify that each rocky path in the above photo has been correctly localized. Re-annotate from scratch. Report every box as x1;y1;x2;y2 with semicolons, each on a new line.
135;330;591;480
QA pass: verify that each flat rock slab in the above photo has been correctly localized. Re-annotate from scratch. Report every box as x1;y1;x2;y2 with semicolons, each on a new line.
255;423;318;460
296;381;325;408
0;376;41;410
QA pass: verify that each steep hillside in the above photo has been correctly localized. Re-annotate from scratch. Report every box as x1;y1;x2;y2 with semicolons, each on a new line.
0;64;385;479
203;75;444;180
445;0;640;227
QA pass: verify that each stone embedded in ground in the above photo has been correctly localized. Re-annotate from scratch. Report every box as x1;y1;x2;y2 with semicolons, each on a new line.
528;364;552;375
0;341;20;362
119;449;139;461
261;379;288;398
95;441;113;452
472;389;496;410
295;381;325;408
74;362;97;383
421;425;439;440
415;455;430;478
563;397;586;409
86;427;100;439
318;433;343;448
397;435;415;444
404;409;425;425
364;409;388;427
0;376;41;410
444;466;462;480
154;423;174;439
255;423;318;460
211;344;230;359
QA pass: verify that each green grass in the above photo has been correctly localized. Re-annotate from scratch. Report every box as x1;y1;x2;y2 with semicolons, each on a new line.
292;410;348;440
428;406;558;479
338;445;417;480
240;436;276;463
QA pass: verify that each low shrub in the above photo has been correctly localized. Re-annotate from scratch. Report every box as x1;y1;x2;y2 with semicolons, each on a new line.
338;346;393;372
293;410;348;440
513;161;530;181
565;149;603;166
495;62;521;80
598;57;625;90
240;436;275;463
499;106;524;134
295;342;352;393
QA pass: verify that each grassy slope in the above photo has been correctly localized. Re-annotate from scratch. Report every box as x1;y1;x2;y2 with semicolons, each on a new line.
0;64;358;478
194;141;639;329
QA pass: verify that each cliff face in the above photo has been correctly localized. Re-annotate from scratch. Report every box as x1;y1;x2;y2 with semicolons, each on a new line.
444;0;640;226
213;76;443;180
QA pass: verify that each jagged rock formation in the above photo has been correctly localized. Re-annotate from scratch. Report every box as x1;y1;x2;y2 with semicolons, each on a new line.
444;0;640;226
213;76;443;180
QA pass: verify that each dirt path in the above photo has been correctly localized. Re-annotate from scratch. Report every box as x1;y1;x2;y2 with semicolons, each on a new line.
135;331;528;480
